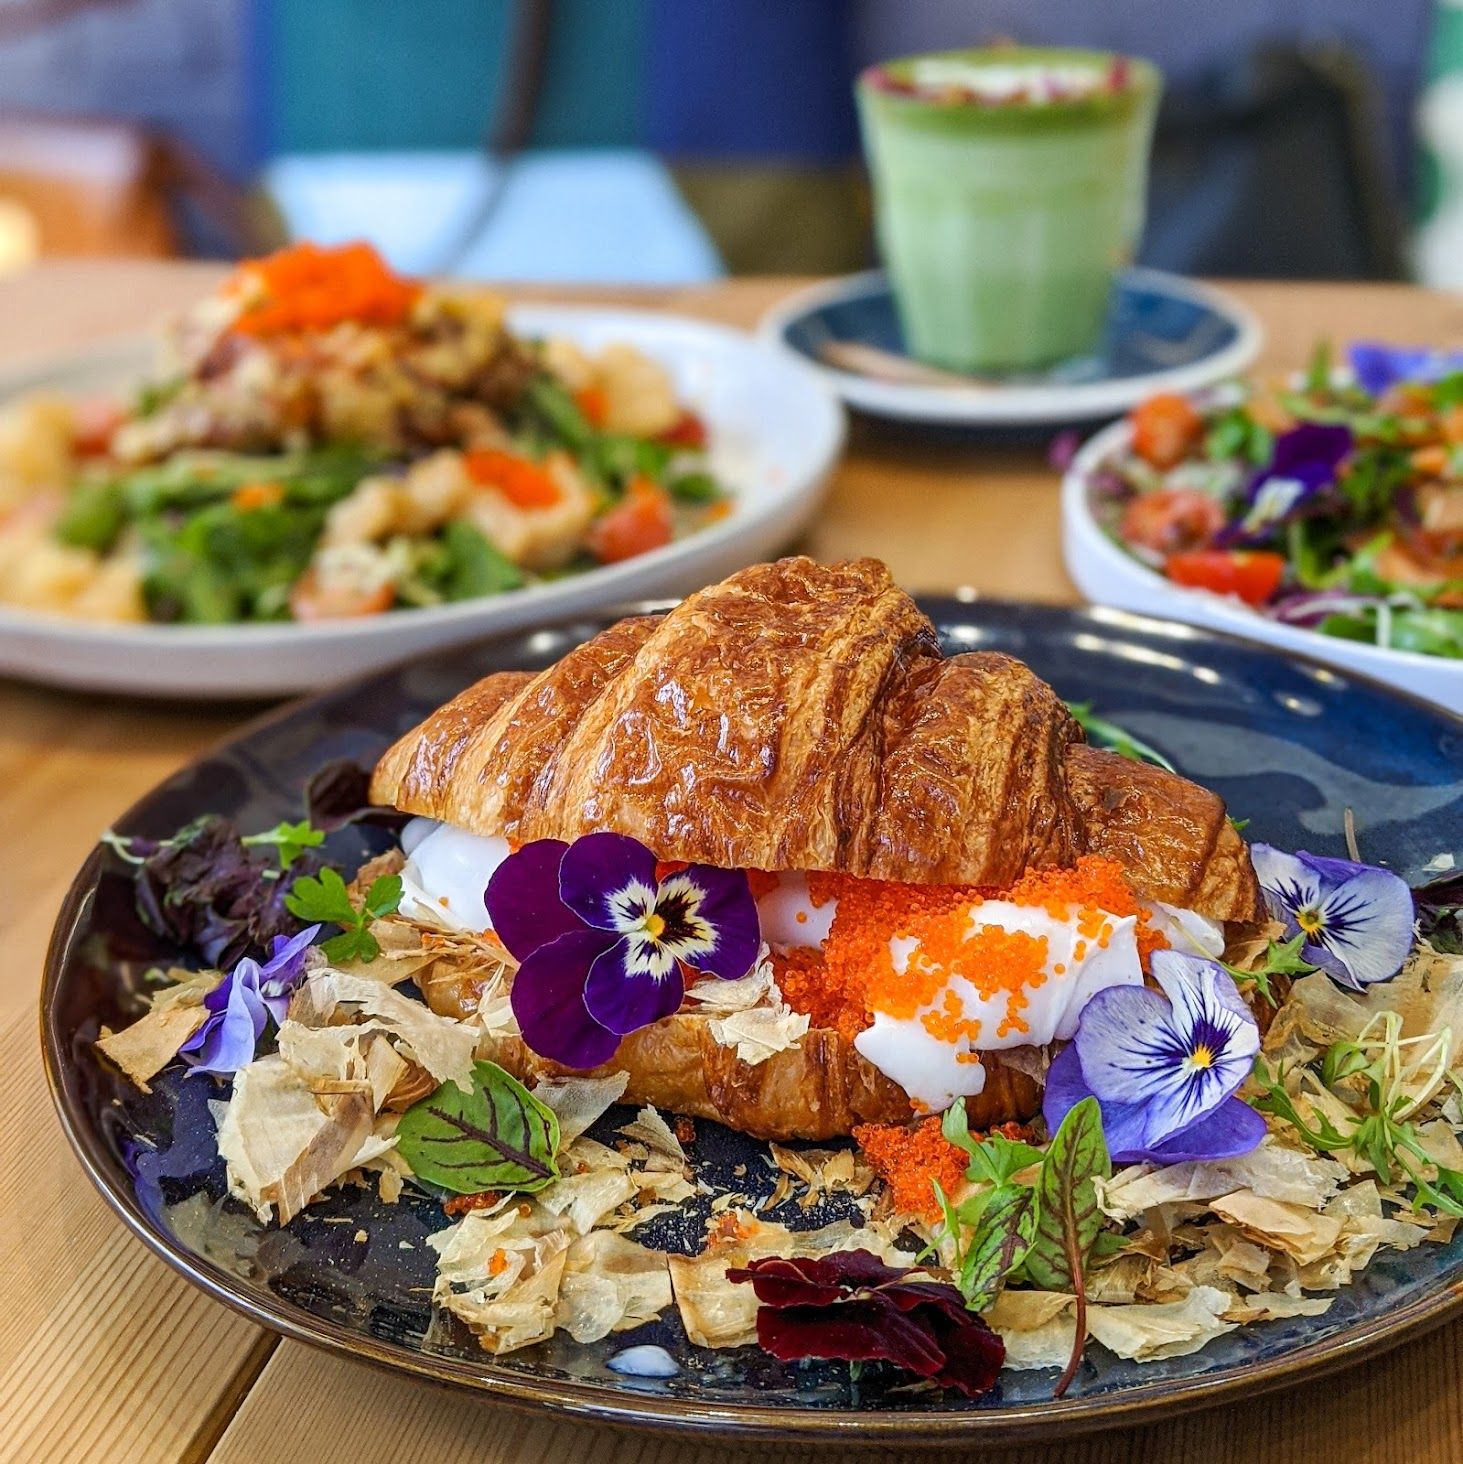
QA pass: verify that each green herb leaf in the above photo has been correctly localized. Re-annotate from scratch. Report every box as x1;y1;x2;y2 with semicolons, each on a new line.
960;1183;1036;1311
1023;1096;1110;1400
284;866;401;962
396;1060;561;1194
1024;1097;1111;1292
1064;702;1177;773
283;866;358;926
241;818;325;870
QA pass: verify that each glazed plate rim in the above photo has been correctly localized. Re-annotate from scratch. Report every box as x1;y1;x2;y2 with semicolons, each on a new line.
756;267;1264;426
40;597;1463;1446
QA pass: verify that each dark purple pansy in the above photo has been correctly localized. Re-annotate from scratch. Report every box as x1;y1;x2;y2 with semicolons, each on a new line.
1044;951;1265;1165
1347;342;1463;398
1250;844;1413;990
1226;422;1352;543
727;1250;1005;1399
180;923;318;1077
486;833;759;1069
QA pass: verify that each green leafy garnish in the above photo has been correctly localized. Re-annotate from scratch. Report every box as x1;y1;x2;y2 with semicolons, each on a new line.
437;520;524;600
241;818;324;871
956;1182;1036;1312
396;1059;561;1194
1022;1097;1111;1398
1254;1011;1463;1218
1222;933;1314;1005
284;867;401;962
1065;701;1177;772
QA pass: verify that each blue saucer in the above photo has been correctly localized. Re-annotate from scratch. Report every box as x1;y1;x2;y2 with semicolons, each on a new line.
760;268;1262;428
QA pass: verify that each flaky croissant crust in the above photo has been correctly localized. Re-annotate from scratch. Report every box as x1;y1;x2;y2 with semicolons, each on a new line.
372;557;1262;922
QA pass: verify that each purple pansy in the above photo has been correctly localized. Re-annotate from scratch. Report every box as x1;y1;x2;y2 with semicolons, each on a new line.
1227;423;1352;542
1044;951;1265;1165
1250;843;1413;990
486;832;760;1069
180;923;319;1077
1347;342;1463;398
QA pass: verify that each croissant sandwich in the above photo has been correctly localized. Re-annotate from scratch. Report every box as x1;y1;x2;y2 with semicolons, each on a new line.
370;557;1264;1140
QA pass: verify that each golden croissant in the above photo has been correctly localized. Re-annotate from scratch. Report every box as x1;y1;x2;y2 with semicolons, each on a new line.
373;557;1263;1140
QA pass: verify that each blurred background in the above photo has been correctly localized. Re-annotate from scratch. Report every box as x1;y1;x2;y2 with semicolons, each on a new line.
1;0;1461;287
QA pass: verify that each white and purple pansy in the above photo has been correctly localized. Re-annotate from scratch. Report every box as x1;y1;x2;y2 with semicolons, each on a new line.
1250;843;1413;990
1228;422;1352;542
1347;341;1463;398
486;832;760;1069
1044;951;1265;1165
180;923;319;1077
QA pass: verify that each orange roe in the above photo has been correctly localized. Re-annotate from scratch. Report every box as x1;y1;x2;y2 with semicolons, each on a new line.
746;869;780;900
229;241;421;337
488;1248;509;1277
1136;915;1171;969
854;1118;968;1222
775;855;1142;1045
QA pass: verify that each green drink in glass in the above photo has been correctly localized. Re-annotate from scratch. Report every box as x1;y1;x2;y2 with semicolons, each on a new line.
857;47;1161;373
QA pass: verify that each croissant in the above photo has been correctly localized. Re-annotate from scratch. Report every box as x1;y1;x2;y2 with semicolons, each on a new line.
374;556;1262;921
374;557;1263;1140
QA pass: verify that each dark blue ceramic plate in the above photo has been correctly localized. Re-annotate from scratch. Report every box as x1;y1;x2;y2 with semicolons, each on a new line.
42;601;1463;1447
760;269;1262;428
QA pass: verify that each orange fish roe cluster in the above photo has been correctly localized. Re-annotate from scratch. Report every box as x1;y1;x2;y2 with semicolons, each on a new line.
1136;913;1171;969
771;856;1143;1044
746;869;780;900
772;945;867;1043
229;241;421;337
853;1118;969;1222
999;855;1139;921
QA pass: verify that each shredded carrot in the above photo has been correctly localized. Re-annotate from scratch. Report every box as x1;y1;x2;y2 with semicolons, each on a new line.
854;1118;968;1221
231;480;284;512
574;384;609;427
464;449;563;508
229;241;421;337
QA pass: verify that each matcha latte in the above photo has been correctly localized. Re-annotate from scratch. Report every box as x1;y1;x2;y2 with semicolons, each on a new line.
858;48;1161;373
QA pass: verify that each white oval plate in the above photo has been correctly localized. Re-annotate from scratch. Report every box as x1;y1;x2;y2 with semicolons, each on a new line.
0;306;845;698
759;268;1262;428
1062;416;1463;714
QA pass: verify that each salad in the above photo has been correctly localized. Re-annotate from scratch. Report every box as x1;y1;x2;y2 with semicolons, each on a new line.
1093;342;1463;660
0;242;729;625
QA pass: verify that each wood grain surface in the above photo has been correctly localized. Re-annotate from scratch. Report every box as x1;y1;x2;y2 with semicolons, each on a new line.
4;262;1462;1464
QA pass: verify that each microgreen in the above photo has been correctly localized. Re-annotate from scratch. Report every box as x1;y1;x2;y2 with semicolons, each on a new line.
1222;933;1315;1005
1064;702;1176;772
240;818;325;870
284;867;402;963
1254;1012;1463;1219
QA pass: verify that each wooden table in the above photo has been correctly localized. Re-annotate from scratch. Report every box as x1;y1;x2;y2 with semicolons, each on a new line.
5;263;1463;1464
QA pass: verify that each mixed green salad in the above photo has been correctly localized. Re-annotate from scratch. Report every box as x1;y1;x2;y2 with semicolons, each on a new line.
1092;341;1463;660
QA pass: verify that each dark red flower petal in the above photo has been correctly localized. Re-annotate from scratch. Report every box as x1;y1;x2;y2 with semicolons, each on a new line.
728;1249;1007;1401
755;1296;949;1378
727;1250;909;1307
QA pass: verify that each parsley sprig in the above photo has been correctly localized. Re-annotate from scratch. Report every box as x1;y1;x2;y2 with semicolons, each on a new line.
284;867;402;962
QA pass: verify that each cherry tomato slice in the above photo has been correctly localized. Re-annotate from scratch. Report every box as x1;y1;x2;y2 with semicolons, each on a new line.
1165;550;1287;606
588;477;673;563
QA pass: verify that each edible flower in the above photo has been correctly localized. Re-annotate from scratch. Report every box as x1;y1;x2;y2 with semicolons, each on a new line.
1229;423;1352;541
486;832;759;1069
1347;341;1463;398
1249;844;1413;990
1043;951;1265;1164
180;924;319;1077
727;1250;1005;1399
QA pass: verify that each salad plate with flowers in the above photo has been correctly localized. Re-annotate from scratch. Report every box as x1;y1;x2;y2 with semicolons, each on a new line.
1063;342;1463;712
0;244;841;697
43;558;1463;1444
